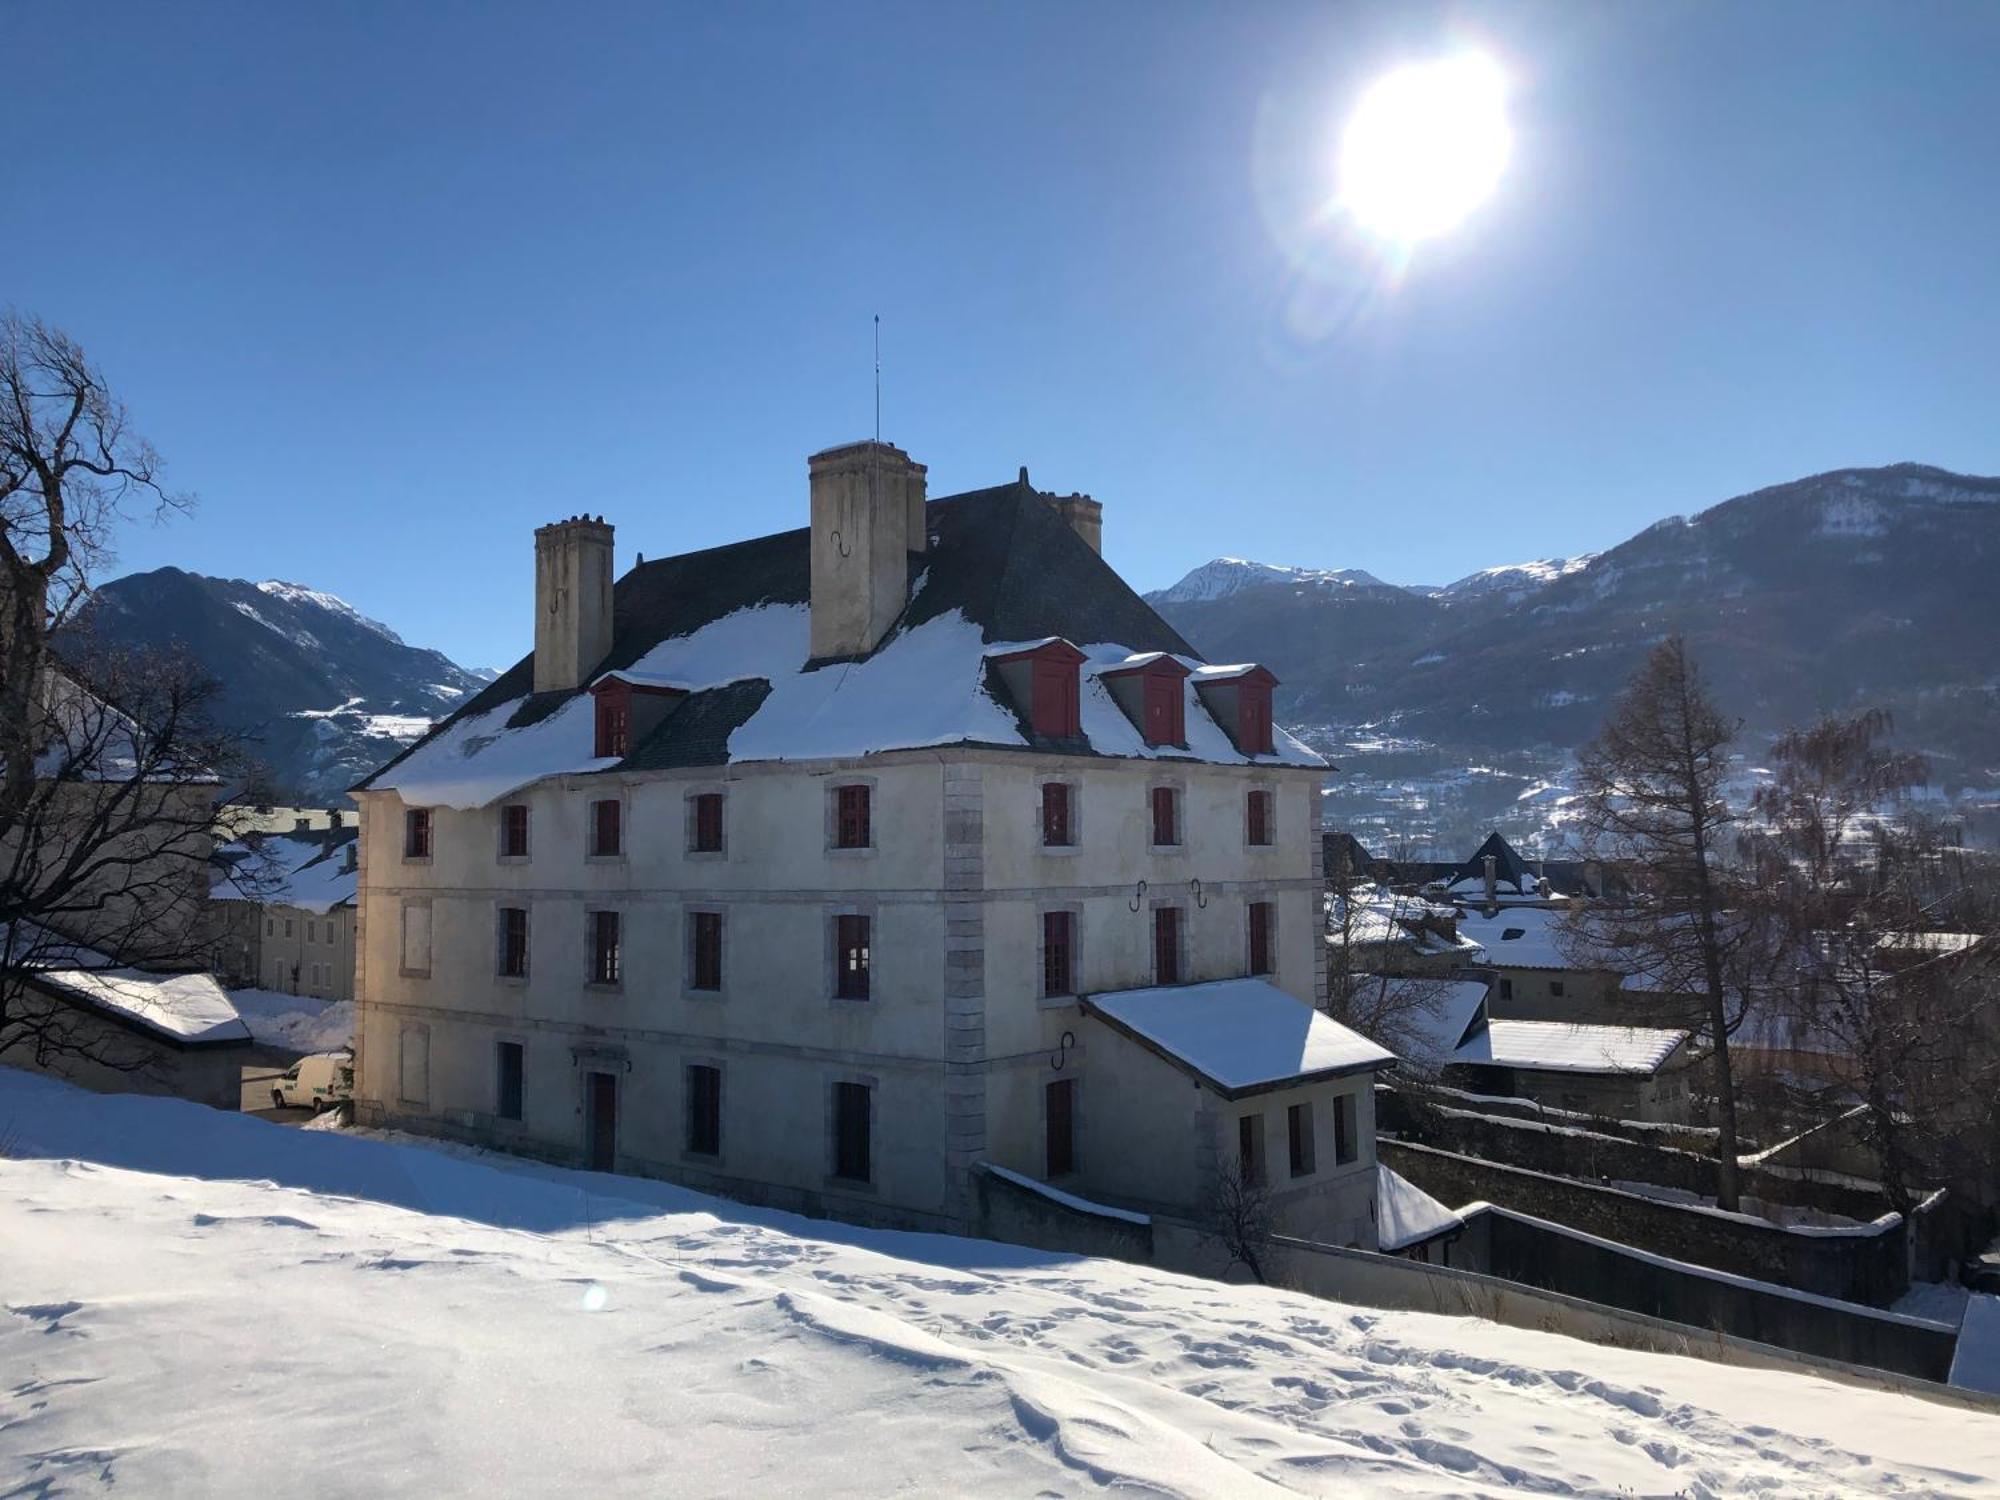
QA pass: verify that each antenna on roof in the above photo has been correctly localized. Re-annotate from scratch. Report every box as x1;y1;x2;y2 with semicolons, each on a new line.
873;314;881;444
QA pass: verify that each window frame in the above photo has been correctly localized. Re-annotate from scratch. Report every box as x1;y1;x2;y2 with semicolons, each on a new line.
1247;899;1275;977
587;908;623;987
588;797;624;859
499;802;531;861
1237;1111;1264;1187
1149;784;1182;850
1287;1100;1316;1178
399;899;433;979
1333;1090;1359;1167
1046;1077;1077;1178
829;781;874;853
830;1079;874;1184
496;1039;525;1123
497;904;530;980
685;1062;723;1159
687;908;725;994
1039;779;1077;850
833;912;872;1001
1152;903;1184;986
687;790;726;857
403;807;433;861
1245;786;1274;848
1041;908;1077;999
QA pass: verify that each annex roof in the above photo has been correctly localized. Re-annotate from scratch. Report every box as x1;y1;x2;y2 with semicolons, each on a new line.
1375;976;1493;1069
1376;1165;1464;1252
1081;977;1394;1098
359;480;1323;809
1451;1020;1688;1077
23;966;251;1048
1454;905;1586;971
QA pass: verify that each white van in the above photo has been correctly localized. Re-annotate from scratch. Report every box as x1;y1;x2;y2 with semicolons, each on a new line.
271;1051;354;1112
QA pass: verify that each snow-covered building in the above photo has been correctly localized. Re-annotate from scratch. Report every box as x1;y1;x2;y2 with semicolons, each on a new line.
1444;1019;1696;1123
209;817;359;1001
350;445;1392;1245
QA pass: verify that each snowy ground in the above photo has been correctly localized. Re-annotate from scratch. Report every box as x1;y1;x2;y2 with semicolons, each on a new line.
4;1069;1998;1498
223;986;354;1052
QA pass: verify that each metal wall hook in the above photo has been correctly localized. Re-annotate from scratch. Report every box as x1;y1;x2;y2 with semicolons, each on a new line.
1128;878;1149;913
1189;877;1208;909
830;527;853;559
1051;1030;1076;1071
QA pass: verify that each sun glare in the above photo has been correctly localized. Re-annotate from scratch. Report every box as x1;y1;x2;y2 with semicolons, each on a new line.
1339;53;1511;245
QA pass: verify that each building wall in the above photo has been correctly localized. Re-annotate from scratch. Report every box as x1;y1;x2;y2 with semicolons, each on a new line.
246;902;356;1002
354;747;1336;1233
1484;965;1621;1022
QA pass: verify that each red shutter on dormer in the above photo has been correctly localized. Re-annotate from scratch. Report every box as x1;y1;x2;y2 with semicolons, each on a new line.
1239;681;1273;755
1031;659;1081;738
594;684;631;758
1143;672;1184;746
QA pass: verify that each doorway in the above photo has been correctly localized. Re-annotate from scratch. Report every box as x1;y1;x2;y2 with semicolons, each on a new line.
585;1070;617;1171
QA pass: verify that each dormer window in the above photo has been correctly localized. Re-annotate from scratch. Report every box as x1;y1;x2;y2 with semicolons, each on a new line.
595;690;630;758
1192;664;1278;756
1100;654;1191;749
989;639;1086;740
590;674;687;760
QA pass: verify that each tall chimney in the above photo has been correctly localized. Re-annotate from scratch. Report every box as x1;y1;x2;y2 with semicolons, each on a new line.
1482;854;1498;908
533;515;615;693
1051;493;1103;555
809;441;927;660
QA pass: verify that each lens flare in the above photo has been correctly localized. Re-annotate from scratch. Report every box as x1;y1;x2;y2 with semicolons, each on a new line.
1339;53;1511;244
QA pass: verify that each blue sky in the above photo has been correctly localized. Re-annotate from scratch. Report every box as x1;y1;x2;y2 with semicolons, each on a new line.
10;1;1999;667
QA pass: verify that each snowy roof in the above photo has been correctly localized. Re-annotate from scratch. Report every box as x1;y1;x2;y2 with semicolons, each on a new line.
1452;1020;1688;1077
1082;977;1394;1097
1376;1165;1464;1252
25;966;251;1047
361;482;1322;810
1377;977;1492;1068
1454;906;1586;971
1441;831;1540;897
212;829;358;914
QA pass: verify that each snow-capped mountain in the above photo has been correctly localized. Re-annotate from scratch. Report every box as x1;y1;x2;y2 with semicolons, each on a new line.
1147;464;2000;795
64;568;490;800
1149;557;1402;603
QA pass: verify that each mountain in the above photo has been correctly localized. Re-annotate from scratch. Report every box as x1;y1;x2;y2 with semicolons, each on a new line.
63;569;489;801
1147;464;2000;848
1148;557;1405;603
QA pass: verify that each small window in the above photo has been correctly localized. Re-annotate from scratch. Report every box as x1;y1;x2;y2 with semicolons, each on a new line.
306;919;317;944
1153;906;1181;985
590;799;623;857
1237;1112;1263;1187
834;784;872;850
496;1041;524;1122
686;1063;721;1156
1040;782;1074;848
1502;927;1526;942
1239;682;1274;755
589;910;622;985
1333;1091;1358;1166
1150;786;1180;847
690;792;725;854
1046;1078;1076;1177
1246;788;1273;847
283;917;294;939
833;1080;872;1182
1248;901;1274;977
835;915;871;1000
326;922;336;947
689;910;723;992
1142;672;1184;747
1288;1101;1316;1177
501;803;530;859
1042;910;1075;997
1499;977;1514;1002
595;694;630;759
264;917;274;937
1549;979;1566;998
498;906;529;978
404;807;432;859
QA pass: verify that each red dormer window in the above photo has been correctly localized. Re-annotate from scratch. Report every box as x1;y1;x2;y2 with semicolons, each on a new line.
991;639;1086;740
1143;673;1184;746
594;683;631;758
1238;676;1275;755
1101;655;1191;748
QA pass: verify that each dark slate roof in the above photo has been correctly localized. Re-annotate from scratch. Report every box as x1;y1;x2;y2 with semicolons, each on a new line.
1446;831;1536;892
360;478;1199;788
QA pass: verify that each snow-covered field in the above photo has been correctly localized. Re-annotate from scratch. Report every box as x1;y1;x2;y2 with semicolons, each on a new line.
4;1068;1996;1497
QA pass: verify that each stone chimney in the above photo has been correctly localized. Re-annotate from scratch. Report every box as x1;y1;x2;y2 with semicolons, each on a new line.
809;441;927;660
1050;493;1103;555
534;516;615;694
1482;854;1498;908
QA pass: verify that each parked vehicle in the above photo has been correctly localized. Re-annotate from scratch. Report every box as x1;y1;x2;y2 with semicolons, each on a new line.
271;1050;355;1112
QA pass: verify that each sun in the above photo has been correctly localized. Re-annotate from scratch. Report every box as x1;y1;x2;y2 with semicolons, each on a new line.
1339;53;1512;245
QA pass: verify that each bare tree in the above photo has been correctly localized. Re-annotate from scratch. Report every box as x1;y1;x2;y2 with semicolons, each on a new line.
1567;637;1755;1209
1200;1151;1277;1285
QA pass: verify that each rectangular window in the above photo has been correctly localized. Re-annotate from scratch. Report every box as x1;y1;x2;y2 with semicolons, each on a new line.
501;803;530;858
400;902;432;976
835;784;871;849
1288;1101;1316;1177
689;910;723;991
589;910;622;985
326;922;336;946
1334;1092;1358;1166
1549;979;1566;998
590;799;623;857
1153;906;1181;985
1246;788;1272;846
691;792;724;854
686;1064;721;1156
404;807;432;859
1042;910;1075;997
498;906;529;978
595;694;630;759
265;917;274;938
1499;978;1514;1002
1040;781;1073;847
496;1041;524;1122
1248;901;1274;976
306;919;317;944
284;917;294;939
1031;659;1081;738
1142;673;1184;746
835;915;871;1000
1237;1112;1263;1186
1150;786;1179;847
833;1081;872;1182
1046;1078;1076;1177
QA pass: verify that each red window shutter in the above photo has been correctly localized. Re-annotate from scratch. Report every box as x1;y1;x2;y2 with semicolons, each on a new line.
1239;684;1273;755
593;799;622;856
1154;906;1180;985
502;804;529;858
1031;659;1080;738
1247;789;1271;846
692;793;724;853
1151;786;1178;846
836;914;871;999
1141;671;1184;746
1041;782;1072;847
1042;910;1073;996
595;688;631;759
836;785;871;849
1248;901;1273;975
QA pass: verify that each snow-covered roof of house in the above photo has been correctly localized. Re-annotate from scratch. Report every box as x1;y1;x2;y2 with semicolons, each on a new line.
1874;931;1984;959
1376;976;1493;1069
1081;977;1394;1098
212;828;358;914
1441;831;1541;898
1326;889;1484;960
1454;906;1586;971
1376;1165;1464;1252
23;966;251;1047
1451;1020;1688;1077
358;480;1323;810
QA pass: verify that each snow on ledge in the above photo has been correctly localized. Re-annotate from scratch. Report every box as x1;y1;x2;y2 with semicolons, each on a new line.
982;1164;1151;1226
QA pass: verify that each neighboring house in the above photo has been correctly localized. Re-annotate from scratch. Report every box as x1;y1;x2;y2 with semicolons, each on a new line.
1361;973;1494;1077
1453;905;1622;1021
1442;1018;1695;1123
349;444;1393;1244
210;817;358;1001
1327;885;1486;978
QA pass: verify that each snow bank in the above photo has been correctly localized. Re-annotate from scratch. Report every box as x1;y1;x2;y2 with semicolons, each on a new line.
4;1068;1997;1496
224;987;355;1052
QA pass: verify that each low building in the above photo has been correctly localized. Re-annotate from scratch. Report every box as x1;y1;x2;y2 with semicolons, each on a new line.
1442;1018;1695;1123
211;820;359;1001
1453;905;1623;1021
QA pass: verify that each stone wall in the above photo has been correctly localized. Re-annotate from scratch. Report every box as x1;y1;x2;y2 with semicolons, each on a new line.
1382;1139;1910;1306
971;1163;1153;1263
